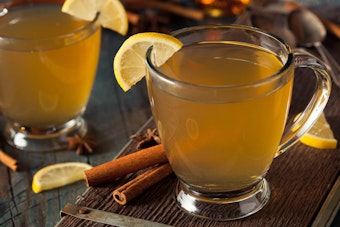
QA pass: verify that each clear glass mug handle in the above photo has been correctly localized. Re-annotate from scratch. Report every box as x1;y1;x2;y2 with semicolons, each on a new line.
276;52;332;157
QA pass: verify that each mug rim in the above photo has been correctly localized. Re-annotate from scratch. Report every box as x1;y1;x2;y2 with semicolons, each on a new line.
146;24;294;90
0;3;100;48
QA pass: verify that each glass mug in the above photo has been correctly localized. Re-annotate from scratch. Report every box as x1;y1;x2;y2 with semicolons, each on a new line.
145;25;331;220
0;1;101;151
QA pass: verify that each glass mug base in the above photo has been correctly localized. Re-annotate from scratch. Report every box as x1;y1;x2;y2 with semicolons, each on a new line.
175;179;270;220
4;116;87;152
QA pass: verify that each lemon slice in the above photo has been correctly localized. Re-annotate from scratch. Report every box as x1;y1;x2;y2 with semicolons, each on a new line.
300;112;337;149
62;0;128;35
113;32;183;91
32;162;92;193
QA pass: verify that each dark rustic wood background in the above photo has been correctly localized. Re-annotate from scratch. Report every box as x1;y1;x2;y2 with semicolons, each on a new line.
1;3;339;227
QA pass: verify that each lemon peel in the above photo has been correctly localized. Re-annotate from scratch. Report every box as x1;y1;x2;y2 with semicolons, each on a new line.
62;0;128;35
113;32;183;91
32;162;92;193
299;112;337;149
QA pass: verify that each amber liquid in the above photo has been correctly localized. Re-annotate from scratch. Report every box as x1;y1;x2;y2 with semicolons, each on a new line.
148;42;293;192
0;4;101;127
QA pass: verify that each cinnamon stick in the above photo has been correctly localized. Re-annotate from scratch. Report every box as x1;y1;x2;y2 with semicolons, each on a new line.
113;163;173;205
84;144;167;187
0;150;18;171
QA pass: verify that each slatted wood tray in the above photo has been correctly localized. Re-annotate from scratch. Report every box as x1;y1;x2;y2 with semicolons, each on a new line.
57;74;340;227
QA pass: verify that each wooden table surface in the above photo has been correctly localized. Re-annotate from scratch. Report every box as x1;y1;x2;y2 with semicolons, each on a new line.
0;5;339;227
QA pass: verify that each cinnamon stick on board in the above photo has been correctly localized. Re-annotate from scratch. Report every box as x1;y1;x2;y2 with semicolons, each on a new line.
113;163;173;205
84;144;167;187
0;150;18;171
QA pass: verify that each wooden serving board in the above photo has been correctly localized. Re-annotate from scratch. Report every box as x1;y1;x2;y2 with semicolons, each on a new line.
56;70;340;227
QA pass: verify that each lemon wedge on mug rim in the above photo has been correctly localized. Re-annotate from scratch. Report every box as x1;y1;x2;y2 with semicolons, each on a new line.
113;32;183;91
32;162;92;193
62;0;128;35
299;112;337;149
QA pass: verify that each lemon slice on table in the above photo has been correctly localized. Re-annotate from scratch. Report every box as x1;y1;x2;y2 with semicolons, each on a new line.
300;112;337;149
113;32;183;91
62;0;128;35
32;162;92;193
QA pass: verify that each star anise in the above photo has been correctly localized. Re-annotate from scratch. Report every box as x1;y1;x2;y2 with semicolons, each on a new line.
67;134;96;155
130;128;161;149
